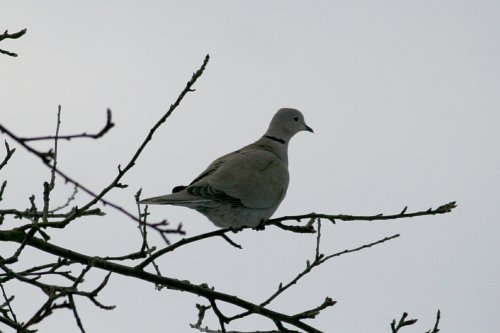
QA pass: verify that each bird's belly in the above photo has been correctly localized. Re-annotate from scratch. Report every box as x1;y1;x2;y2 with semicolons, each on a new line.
196;205;275;230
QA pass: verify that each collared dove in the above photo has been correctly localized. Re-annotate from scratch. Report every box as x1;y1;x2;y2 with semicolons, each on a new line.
140;108;313;229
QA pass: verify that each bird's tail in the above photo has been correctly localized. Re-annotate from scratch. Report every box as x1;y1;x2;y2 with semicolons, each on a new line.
139;195;176;205
139;191;211;206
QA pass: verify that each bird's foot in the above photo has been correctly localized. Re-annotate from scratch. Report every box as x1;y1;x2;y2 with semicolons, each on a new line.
253;219;267;231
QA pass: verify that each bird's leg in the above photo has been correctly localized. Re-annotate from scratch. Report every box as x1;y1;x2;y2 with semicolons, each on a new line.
253;219;267;231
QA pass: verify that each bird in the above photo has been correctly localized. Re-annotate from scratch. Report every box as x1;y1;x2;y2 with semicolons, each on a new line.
140;108;313;230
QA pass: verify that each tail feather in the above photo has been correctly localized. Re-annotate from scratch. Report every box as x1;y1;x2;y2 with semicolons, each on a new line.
139;191;211;206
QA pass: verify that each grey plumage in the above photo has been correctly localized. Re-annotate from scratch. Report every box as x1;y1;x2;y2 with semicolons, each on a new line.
140;108;313;229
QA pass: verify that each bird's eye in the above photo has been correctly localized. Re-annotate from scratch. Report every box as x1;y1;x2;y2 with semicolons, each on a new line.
293;117;299;122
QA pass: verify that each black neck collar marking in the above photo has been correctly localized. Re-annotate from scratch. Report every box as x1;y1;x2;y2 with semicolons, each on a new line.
264;135;286;144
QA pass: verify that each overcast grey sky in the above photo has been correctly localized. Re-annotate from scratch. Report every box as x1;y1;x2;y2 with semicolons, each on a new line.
1;1;499;332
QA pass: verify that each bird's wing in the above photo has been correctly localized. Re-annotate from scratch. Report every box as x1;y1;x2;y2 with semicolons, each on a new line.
189;147;289;209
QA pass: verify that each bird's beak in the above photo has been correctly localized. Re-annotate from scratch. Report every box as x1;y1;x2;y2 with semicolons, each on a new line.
305;124;314;133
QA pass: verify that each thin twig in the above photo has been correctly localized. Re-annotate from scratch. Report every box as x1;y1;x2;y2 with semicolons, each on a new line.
292;297;336;320
220;234;242;249
0;181;7;210
390;312;418;333
136;228;229;270
1;208;103;221
0;29;27;42
0;141;15;171
42;106;61;223
425;310;441;333
50;184;78;213
268;202;457;225
191;327;300;333
68;294;86;333
208;298;227;333
0;28;27;57
19;109;114;142
0;283;17;323
135;190;163;287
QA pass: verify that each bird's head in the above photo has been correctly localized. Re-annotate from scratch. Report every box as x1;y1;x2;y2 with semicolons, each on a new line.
265;108;313;142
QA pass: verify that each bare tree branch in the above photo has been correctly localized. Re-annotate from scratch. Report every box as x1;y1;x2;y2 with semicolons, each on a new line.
18;109;114;142
229;222;398;323
292;297;336;320
137;202;450;271
68;294;85;333
50;184;78;213
0;29;27;42
0;28;27;57
425;310;441;333
0;207;104;221
0;228;324;333
42;106;61;223
0;53;210;242
0;283;18;327
391;312;418;332
0;52;454;332
136;228;231;270
268;201;457;225
0;141;15;171
390;310;441;333
0;181;6;203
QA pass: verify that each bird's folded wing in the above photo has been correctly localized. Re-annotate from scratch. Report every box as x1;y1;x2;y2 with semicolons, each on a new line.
190;149;289;209
187;185;243;206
